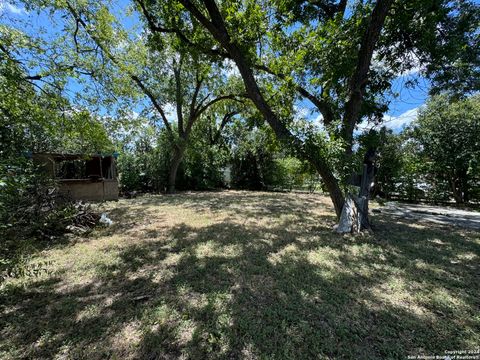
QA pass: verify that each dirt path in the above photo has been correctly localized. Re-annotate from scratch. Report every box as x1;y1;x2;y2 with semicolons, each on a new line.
375;202;480;230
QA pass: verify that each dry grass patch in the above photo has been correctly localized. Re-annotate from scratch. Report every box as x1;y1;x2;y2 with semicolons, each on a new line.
1;190;479;359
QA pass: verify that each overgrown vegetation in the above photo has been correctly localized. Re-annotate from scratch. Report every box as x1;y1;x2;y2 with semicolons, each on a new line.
1;0;480;356
0;28;112;278
357;95;480;204
117;120;321;193
0;157;100;282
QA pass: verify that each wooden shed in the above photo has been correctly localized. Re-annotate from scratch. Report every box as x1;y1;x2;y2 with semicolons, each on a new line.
33;153;119;201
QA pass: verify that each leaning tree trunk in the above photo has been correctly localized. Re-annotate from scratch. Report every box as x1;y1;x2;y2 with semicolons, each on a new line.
167;146;186;194
451;178;464;204
336;149;376;233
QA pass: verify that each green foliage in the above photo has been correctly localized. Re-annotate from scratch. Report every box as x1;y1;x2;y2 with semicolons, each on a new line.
54;110;115;154
0;157;74;280
358;128;404;199
270;157;319;191
357;127;448;202
117;120;227;193
229;124;277;190
414;94;480;203
0;23;114;277
395;136;428;202
228;122;319;191
117;128;171;192
116;118;319;193
0;23;114;155
380;0;480;96
181;120;228;190
355;95;480;204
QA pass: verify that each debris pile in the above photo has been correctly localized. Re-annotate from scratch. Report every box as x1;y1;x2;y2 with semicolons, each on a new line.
64;202;97;235
66;202;113;235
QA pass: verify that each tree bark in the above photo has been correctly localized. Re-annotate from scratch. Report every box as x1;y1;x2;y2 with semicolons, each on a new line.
336;160;375;233
168;145;186;193
451;177;467;204
341;0;394;154
336;195;362;233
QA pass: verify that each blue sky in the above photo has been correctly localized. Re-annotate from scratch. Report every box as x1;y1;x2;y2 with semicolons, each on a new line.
0;0;431;132
357;72;429;132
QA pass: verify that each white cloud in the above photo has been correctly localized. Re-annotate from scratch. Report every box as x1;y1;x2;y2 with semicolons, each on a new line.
313;113;323;126
121;110;139;120
372;47;424;78
357;107;419;133
0;2;27;15
293;105;309;121
222;59;240;78
398;66;421;77
163;102;177;123
310;113;328;132
383;107;418;131
396;51;424;77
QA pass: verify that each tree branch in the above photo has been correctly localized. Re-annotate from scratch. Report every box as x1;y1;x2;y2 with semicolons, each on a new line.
254;63;334;125
184;94;240;136
195;94;243;118
173;57;184;136
64;0;175;138
305;0;348;19
134;0;230;60
342;0;394;152
337;0;348;17
185;74;204;135
212;111;237;145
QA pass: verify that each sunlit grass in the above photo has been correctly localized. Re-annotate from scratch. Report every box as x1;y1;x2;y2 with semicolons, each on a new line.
1;191;479;359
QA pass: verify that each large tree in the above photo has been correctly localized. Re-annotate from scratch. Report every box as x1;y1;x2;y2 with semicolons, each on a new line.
17;0;479;228
415;94;480;204
21;0;244;192
133;0;479;230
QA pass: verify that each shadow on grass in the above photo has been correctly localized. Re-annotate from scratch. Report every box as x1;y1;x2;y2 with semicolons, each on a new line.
1;192;479;359
133;191;333;221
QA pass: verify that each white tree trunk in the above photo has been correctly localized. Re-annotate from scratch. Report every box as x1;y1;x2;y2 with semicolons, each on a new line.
336;154;375;234
336;195;363;233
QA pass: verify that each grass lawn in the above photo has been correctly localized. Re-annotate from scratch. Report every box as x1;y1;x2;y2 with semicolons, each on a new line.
1;191;479;359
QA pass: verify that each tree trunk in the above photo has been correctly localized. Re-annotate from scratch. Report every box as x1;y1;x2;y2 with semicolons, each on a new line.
460;172;470;203
314;163;345;218
167;146;185;194
337;153;375;233
451;178;464;204
336;195;362;233
176;0;345;216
